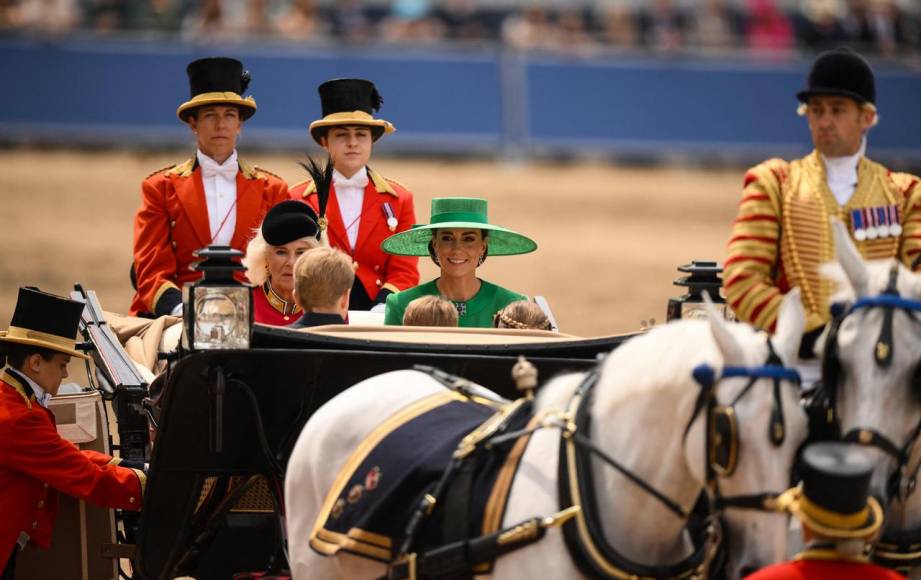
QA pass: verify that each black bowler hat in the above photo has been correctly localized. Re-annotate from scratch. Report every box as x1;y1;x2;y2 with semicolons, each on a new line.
261;201;321;246
176;57;257;122
0;287;88;359
797;49;876;105
308;78;395;144
781;442;882;539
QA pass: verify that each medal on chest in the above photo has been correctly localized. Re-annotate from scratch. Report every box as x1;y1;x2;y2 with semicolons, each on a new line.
851;205;901;242
382;202;398;232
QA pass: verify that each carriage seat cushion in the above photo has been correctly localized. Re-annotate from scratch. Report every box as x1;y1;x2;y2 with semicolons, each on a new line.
309;391;533;565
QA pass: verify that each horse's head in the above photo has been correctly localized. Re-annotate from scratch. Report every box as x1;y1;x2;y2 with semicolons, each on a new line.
822;219;921;509
684;290;809;577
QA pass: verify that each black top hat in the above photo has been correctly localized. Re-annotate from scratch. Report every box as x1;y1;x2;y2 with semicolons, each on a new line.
0;287;88;360
784;442;882;539
308;78;395;144
797;49;876;105
176;57;257;122
261;201;321;246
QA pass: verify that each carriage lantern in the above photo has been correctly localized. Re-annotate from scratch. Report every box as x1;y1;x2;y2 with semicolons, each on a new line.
182;246;253;351
666;260;735;322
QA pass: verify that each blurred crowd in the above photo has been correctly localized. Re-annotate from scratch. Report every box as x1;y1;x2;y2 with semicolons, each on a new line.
0;0;919;58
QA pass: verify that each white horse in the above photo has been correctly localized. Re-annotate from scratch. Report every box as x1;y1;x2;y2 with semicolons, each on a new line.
285;293;809;579
818;220;921;576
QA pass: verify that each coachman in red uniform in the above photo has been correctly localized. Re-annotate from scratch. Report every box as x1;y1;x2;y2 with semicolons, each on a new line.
289;78;419;311
0;288;145;579
746;442;899;579
131;57;288;317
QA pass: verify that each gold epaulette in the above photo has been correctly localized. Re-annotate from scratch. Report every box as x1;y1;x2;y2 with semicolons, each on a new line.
253;165;284;182
368;168;399;197
166;158;195;178
291;178;317;196
145;162;179;180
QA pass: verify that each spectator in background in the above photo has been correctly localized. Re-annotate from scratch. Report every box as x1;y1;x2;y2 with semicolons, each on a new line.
290;247;354;329
637;0;687;52
494;300;552;331
747;0;795;53
502;6;558;51
597;3;640;49
329;0;371;42
689;0;742;51
402;295;458;327
14;0;77;32
379;0;444;43
130;0;181;32
794;0;849;51
181;0;226;39
275;0;328;40
435;0;487;42
844;0;920;56
556;8;600;56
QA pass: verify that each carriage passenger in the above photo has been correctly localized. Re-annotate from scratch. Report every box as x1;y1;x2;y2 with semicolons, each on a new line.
243;200;323;325
288;78;419;311
0;288;146;579
725;49;921;380
290;247;354;329
381;197;537;328
494;300;552;331
745;442;899;579
402;295;459;327
131;57;288;318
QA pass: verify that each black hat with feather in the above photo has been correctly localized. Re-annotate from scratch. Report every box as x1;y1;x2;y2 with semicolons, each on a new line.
308;78;395;144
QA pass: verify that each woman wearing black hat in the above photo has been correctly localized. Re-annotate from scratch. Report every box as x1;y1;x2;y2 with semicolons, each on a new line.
746;442;898;579
131;57;289;318
242;200;323;325
289;78;419;312
0;288;145;579
724;48;921;380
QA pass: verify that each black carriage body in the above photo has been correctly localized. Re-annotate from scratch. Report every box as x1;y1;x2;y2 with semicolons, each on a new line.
134;326;634;580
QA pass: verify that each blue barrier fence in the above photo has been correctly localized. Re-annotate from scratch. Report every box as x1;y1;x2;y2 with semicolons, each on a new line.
2;37;920;163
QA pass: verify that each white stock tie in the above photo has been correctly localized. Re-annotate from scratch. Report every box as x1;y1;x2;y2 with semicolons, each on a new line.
200;156;238;181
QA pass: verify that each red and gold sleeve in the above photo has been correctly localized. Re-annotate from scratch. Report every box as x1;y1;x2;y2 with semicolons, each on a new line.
5;411;144;510
724;159;787;333
133;175;181;315
896;172;921;272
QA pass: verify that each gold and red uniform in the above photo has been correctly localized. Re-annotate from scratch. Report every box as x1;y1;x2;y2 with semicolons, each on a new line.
253;282;301;326
289;168;419;307
131;157;288;316
725;151;921;333
0;369;144;571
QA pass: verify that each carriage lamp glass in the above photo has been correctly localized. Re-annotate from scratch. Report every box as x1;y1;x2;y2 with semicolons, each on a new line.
666;261;736;322
182;246;253;350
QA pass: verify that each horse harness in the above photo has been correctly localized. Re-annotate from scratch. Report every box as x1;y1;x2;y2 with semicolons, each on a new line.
815;265;921;572
386;344;801;580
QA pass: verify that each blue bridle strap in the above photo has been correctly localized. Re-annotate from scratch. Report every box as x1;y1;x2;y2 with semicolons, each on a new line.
692;363;801;389
849;294;921;314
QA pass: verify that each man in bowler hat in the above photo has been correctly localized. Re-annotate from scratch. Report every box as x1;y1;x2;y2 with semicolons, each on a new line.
0;288;145;579
724;48;921;376
131;57;289;317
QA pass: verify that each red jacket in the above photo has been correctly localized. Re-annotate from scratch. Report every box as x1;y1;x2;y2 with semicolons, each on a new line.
131;157;288;316
288;168;419;302
0;371;144;570
745;555;903;579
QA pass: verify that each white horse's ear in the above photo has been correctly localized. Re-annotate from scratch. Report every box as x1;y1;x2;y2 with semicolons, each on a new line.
773;288;805;365
704;292;745;365
831;218;869;296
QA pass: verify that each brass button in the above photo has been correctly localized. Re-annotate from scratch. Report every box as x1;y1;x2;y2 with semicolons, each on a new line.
373;265;380;272
31;521;38;529
170;220;176;228
129;497;136;504
37;500;44;509
171;241;177;249
375;279;382;286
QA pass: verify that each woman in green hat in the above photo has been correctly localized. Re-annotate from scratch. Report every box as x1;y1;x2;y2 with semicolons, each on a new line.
381;197;537;328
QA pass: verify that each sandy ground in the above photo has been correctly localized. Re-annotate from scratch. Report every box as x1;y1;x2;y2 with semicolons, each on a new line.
0;149;744;339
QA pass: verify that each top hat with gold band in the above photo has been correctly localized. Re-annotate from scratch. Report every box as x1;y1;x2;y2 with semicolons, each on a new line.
176;57;257;122
308;78;395;144
797;48;876;106
0;287;89;360
777;442;882;540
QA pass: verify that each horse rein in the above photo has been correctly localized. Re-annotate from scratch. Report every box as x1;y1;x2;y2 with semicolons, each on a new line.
825;265;921;503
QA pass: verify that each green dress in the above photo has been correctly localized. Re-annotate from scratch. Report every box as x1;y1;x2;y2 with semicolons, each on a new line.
384;279;527;328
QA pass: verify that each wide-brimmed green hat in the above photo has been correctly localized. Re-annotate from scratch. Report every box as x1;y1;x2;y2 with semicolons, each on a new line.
381;197;537;257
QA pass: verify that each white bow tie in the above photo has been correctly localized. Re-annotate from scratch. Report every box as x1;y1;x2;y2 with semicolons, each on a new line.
335;171;369;190
200;157;238;180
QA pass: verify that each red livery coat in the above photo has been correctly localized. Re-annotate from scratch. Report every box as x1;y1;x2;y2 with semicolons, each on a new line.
745;556;903;579
0;371;144;571
288;168;419;302
131;157;288;316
